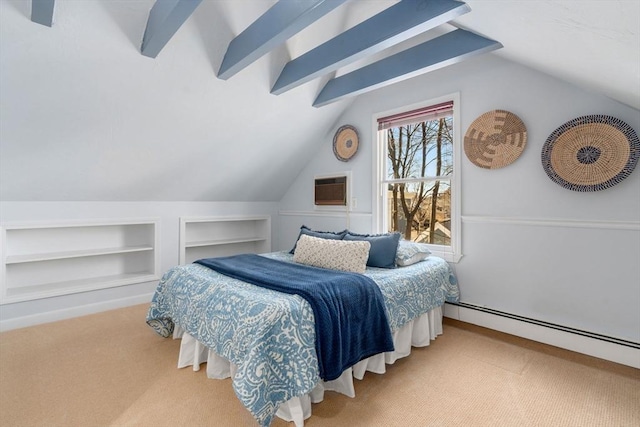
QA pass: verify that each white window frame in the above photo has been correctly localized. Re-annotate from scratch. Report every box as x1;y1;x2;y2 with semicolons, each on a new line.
372;92;462;263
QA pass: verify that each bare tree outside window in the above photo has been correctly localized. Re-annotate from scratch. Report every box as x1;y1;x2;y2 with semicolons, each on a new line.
385;116;453;245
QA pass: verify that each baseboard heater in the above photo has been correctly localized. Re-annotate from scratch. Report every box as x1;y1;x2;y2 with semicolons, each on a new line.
448;302;640;350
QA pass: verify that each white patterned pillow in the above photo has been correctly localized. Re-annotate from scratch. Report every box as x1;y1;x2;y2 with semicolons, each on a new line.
395;240;431;266
293;234;371;274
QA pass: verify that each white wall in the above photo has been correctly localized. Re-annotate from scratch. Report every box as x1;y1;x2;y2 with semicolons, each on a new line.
0;201;279;329
278;54;640;344
0;0;350;202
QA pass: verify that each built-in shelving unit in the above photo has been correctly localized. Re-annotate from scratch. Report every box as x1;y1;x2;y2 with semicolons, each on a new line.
179;216;271;264
0;219;160;304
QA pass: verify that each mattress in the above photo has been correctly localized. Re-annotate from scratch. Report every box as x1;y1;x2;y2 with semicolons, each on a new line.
147;251;459;426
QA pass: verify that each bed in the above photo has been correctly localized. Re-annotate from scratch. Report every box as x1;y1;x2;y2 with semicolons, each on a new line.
147;233;459;427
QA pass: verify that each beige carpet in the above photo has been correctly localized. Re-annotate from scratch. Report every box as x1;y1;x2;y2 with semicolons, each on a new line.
1;304;638;427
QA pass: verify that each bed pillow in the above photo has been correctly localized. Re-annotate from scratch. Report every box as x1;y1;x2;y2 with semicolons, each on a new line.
343;231;401;269
293;234;370;274
395;240;432;266
289;225;347;254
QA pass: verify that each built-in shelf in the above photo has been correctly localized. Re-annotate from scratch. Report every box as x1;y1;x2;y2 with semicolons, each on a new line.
179;216;271;264
0;219;160;304
4;273;159;299
5;245;154;264
186;237;267;248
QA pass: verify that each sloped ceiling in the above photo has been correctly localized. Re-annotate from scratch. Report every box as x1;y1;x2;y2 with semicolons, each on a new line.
1;0;638;202
458;0;640;111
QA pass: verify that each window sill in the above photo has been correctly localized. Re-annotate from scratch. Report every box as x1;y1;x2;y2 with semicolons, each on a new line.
427;248;463;263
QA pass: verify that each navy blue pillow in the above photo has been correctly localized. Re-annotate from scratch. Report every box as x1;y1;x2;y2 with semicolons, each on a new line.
290;225;347;254
343;231;401;269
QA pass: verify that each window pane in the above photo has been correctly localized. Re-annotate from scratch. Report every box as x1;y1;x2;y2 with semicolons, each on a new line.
385;117;453;180
386;181;451;245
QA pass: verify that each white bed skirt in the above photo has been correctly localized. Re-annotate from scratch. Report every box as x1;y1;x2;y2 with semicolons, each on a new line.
173;306;443;427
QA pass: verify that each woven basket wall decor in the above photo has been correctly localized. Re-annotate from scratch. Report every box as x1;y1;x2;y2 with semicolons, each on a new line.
333;125;359;162
464;110;527;169
541;115;639;192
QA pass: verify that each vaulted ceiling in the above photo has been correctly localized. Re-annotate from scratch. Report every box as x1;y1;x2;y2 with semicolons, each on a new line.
27;0;639;109
33;0;505;107
1;0;638;202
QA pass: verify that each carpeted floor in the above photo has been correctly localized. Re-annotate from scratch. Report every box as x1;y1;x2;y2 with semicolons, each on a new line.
0;304;638;427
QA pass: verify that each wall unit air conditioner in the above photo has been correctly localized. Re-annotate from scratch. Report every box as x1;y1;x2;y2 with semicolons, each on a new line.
314;176;347;206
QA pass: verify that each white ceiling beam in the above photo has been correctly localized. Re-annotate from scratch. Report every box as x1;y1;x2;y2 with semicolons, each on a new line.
31;0;55;27
217;0;349;80
272;0;470;95
313;28;503;107
141;0;203;58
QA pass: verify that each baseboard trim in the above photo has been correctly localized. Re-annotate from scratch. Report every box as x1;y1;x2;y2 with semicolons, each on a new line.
444;302;640;369
0;293;154;332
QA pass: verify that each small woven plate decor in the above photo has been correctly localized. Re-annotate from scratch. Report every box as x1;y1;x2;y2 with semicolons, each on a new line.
541;115;640;192
464;110;527;169
333;125;359;162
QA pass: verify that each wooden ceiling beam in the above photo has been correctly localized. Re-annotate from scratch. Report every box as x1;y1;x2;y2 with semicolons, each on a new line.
217;0;348;80
141;0;203;58
313;28;502;107
31;0;55;27
272;0;470;95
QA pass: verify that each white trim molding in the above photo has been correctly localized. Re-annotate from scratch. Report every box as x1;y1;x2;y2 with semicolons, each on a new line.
462;215;640;231
0;292;154;332
279;210;373;219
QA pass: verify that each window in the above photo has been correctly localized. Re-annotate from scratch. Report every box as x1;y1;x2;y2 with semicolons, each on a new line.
375;94;461;262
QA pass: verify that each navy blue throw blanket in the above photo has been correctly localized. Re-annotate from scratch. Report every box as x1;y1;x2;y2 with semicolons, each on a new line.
195;254;394;381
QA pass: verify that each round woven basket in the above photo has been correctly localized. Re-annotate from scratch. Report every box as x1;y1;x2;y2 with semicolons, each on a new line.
464;110;527;169
541;115;639;192
333;125;359;162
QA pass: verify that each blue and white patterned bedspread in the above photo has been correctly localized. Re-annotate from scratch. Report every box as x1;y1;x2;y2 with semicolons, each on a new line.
146;251;459;426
